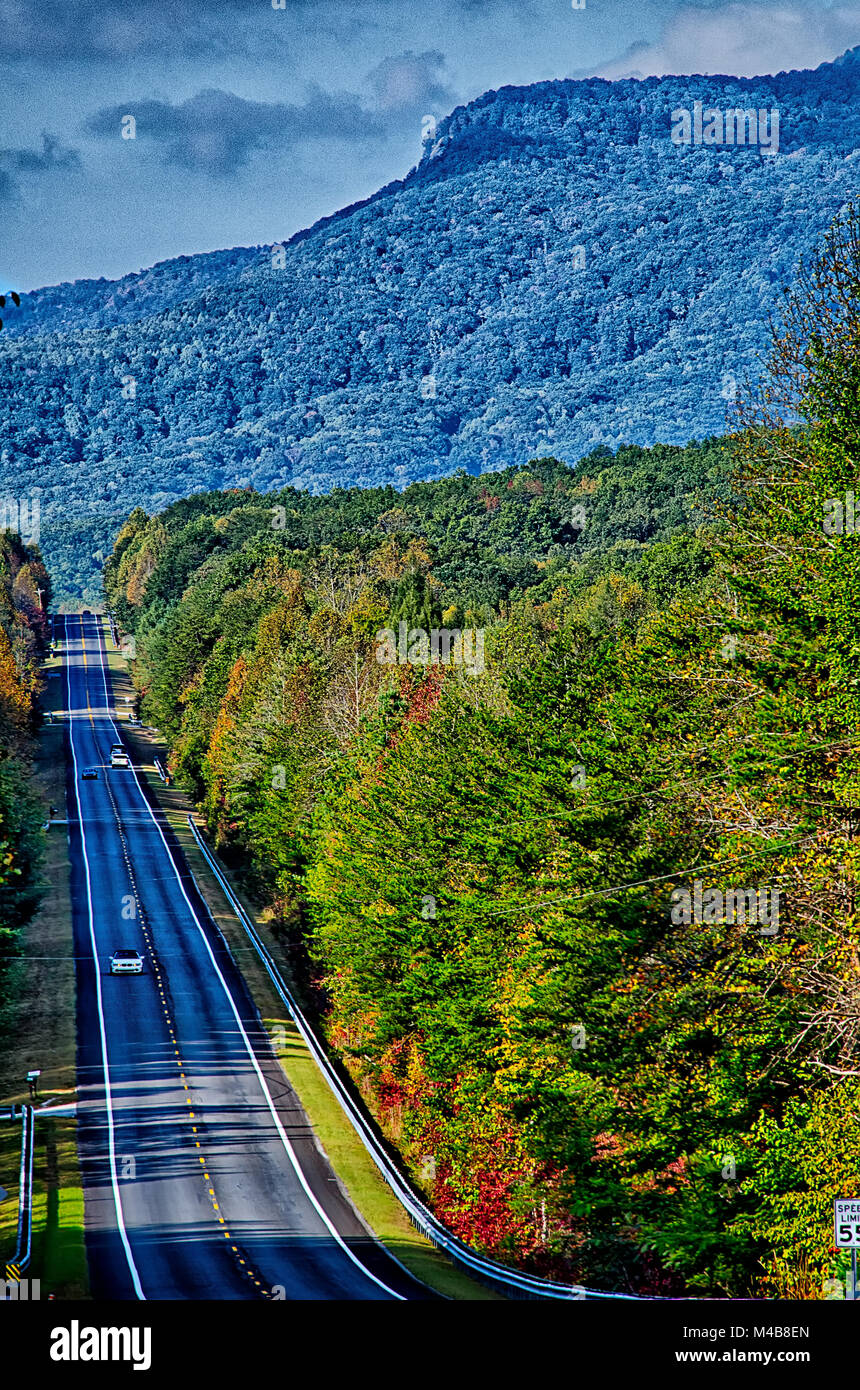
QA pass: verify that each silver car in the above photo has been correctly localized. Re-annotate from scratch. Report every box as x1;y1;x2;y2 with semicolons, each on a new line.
110;949;143;975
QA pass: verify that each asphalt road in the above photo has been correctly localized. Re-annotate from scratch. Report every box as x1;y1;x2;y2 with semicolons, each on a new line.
63;613;434;1301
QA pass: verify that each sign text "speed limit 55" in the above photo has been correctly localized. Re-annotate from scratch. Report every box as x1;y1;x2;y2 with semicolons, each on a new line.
835;1200;860;1248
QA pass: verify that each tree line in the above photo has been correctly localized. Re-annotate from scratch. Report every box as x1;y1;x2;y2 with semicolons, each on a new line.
0;533;51;1018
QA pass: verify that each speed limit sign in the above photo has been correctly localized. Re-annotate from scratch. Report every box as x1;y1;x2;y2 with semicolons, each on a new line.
835;1200;860;1247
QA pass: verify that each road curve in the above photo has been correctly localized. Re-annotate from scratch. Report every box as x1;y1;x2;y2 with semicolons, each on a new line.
63;613;435;1301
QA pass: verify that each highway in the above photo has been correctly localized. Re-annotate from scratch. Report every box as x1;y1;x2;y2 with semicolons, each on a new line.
63;613;433;1301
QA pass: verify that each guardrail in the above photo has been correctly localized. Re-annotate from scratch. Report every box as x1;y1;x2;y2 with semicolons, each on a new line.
5;1105;35;1283
185;814;638;1301
153;758;168;784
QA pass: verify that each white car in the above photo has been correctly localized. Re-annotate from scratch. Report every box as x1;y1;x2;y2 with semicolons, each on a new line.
110;949;143;975
110;743;129;768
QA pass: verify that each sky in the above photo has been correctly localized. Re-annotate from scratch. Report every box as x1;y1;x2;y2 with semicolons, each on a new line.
2;0;860;291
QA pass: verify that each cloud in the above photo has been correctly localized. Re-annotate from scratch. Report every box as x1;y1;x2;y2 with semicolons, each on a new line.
365;49;457;112
0;133;80;196
596;1;860;79
85;87;391;177
85;52;457;178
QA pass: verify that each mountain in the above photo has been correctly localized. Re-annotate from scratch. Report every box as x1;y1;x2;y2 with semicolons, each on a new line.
4;50;860;600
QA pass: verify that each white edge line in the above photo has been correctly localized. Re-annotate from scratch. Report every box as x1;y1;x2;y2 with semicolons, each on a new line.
93;616;404;1302
67;616;145;1299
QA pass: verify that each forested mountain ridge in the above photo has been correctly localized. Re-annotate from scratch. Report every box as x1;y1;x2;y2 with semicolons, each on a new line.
6;48;860;602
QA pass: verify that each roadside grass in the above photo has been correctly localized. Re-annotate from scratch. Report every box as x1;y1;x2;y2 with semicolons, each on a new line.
104;630;501;1300
31;1117;88;1298
0;1116;87;1297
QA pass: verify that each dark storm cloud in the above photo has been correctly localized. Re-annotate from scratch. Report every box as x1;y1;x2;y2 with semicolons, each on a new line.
0;133;80;195
85;87;392;177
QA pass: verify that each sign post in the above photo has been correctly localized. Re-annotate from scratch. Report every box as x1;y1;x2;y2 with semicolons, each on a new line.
835;1199;860;1299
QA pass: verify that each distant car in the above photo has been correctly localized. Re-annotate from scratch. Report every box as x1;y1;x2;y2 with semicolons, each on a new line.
110;949;143;975
110;743;129;768
81;766;99;780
